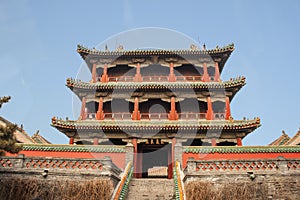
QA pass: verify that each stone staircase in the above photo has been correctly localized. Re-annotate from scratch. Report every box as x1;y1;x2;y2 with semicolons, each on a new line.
126;178;175;200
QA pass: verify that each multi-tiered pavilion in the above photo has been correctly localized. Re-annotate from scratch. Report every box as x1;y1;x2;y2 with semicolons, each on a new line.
51;43;261;178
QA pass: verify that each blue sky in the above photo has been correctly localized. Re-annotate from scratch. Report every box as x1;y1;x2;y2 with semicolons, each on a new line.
0;0;299;145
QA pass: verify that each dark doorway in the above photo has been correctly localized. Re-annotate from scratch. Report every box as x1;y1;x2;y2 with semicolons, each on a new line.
138;142;171;178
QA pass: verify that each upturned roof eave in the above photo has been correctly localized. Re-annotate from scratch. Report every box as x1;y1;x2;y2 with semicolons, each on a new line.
51;118;261;132
65;77;246;100
77;44;235;73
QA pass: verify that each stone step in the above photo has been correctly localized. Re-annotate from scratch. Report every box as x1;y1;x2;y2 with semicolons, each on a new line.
127;178;175;200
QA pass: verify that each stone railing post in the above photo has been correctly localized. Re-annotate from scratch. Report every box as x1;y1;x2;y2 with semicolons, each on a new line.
277;156;288;173
185;158;196;174
101;156;113;173
174;142;183;164
125;143;134;164
12;154;25;168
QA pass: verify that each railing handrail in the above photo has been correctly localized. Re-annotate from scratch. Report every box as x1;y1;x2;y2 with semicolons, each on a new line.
173;161;186;200
86;112;226;120
100;75;214;82
111;161;133;200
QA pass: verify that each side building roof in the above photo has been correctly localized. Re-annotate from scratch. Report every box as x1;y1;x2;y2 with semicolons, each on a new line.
269;129;300;146
285;129;300;146
0;116;51;144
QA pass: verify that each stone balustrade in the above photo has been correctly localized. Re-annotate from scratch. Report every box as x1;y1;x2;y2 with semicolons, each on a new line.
0;154;122;182
185;157;300;176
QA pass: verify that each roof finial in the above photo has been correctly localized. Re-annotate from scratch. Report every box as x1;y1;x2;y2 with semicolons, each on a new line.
105;44;109;52
282;130;287;135
190;44;198;50
34;130;40;136
116;45;124;51
203;43;206;50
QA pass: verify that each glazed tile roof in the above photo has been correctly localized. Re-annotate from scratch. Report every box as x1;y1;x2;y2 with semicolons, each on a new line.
21;144;125;152
66;76;245;91
0;116;35;144
183;146;300;154
31;132;51;144
77;43;234;58
51;117;261;133
18;144;300;154
269;131;291;146
285;129;300;146
269;129;300;146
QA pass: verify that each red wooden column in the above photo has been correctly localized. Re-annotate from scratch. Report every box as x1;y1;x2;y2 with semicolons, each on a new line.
168;96;178;120
80;97;87;120
101;63;108;82
169;138;176;179
237;138;242;146
168;146;172;179
92;63;97;83
137;144;143;178
96;97;105;120
69;137;74;145
225;96;231;120
168;62;176;82
202;63;210;82
134;63;142;82
214;62;220;82
93;138;99;145
211;138;217;146
132;97;141;120
132;138;138;178
206;97;214;120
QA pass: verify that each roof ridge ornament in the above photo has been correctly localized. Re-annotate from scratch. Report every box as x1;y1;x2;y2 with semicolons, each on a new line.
105;44;109;52
190;44;198;51
202;43;206;51
116;45;124;51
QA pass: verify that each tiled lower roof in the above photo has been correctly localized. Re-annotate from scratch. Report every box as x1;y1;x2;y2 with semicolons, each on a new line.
18;144;300;154
183;146;300;154
21;144;125;153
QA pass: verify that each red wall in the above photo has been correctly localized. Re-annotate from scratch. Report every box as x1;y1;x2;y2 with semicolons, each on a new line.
182;152;300;169
7;150;126;169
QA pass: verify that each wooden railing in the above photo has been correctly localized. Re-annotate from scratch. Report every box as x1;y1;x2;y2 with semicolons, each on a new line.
140;113;169;120
87;112;226;120
178;113;206;119
100;75;212;82
86;112;226;120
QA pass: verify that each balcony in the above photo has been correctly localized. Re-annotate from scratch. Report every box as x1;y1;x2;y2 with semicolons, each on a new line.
86;112;225;120
98;75;215;82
